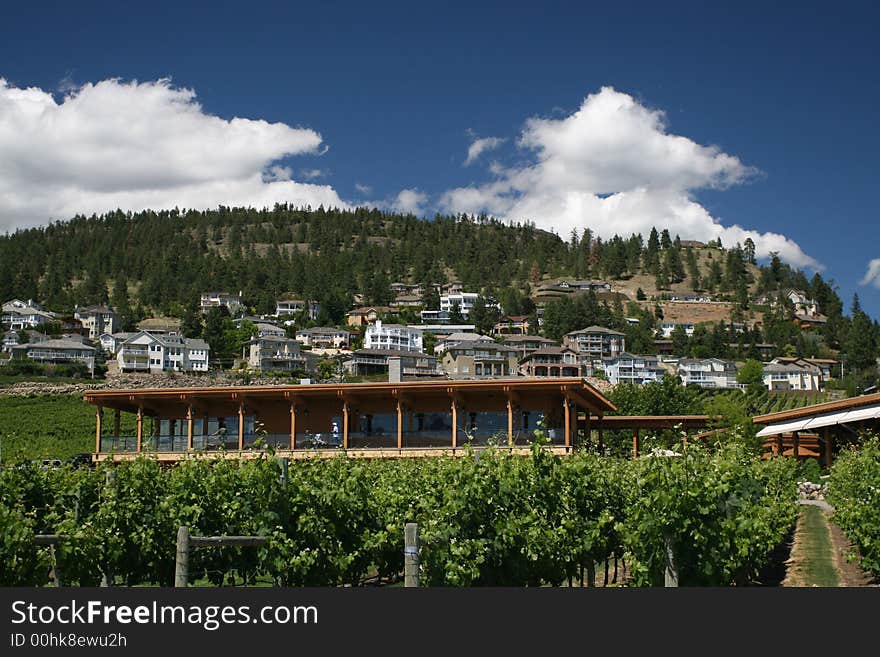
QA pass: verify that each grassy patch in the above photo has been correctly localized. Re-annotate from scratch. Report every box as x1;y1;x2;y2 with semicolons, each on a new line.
787;506;840;587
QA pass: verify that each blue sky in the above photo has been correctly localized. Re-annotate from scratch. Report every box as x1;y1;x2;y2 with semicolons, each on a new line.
1;1;878;318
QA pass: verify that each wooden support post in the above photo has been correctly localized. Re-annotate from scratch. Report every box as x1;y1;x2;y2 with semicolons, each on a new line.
597;421;604;455
584;413;591;450
664;534;678;587
186;405;194;451
290;403;297;450
396;401;403;450
632;429;640;459
278;457;289;488
564;398;571;448
95;407;103;453
404;523;419;588
451;399;458;449
175;526;190;587
776;434;783;457
507;399;514;446
824;427;833;469
136;406;143;452
113;409;121;441
343;401;350;450
792;430;800;460
238;403;245;451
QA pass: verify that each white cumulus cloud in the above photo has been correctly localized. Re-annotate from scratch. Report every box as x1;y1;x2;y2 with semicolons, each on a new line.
464;136;506;166
0;77;347;231
441;86;821;270
860;259;880;288
392;188;428;215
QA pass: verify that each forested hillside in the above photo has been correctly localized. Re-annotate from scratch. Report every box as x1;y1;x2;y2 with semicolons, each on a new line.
1;205;877;386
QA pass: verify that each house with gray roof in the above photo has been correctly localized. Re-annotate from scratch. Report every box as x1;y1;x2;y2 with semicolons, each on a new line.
117;331;210;373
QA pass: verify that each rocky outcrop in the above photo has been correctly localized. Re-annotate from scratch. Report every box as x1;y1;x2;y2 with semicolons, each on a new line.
798;481;828;501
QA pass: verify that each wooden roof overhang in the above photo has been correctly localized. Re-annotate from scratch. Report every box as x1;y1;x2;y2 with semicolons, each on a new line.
753;392;880;426
83;377;617;417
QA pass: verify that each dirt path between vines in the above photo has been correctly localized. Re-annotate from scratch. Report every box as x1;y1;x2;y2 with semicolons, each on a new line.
783;502;877;587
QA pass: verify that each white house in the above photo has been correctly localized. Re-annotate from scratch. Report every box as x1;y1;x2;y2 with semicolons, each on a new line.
2;299;56;330
99;331;136;354
658;322;695;338
200;291;242;315
365;320;423;353
762;362;821;391
117;332;210;373
678;358;741;389
439;292;480;318
604;353;667;386
275;298;320;320
295;327;353;349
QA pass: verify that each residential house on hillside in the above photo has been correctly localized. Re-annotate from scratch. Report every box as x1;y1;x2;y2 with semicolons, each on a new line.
440;292;480;318
658;322;696;338
390;294;423;308
344;349;443;378
756;289;820;316
761;361;821;391
770;357;837;384
409;323;476;336
519;346;584;378
200;291;242;315
99;332;136;354
2;330;20;351
440;336;519;379
365;321;423;353
275;298;320;320
420;310;450;324
391;282;423;297
2;299;56;330
11;338;96;374
563;326;626;362
493;315;532;336
346;306;397;327
137;317;182;335
243;336;309;372
295;327;353;350
433;332;492;355
254;323;286;339
678;358;741;389
604;353;667;386
74;305;117;340
500;335;557;361
117;332;210;373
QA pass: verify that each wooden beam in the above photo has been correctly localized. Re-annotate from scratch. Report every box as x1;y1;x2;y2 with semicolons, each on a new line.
632;429;640;459
397;401;403;450
451;399;458;448
507;398;514;446
238;403;245;451
290;403;297;450
186;405;194;451
792;430;800;460
95;406;103;453
136;406;143;452
343;401;350;450
563;397;571;448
